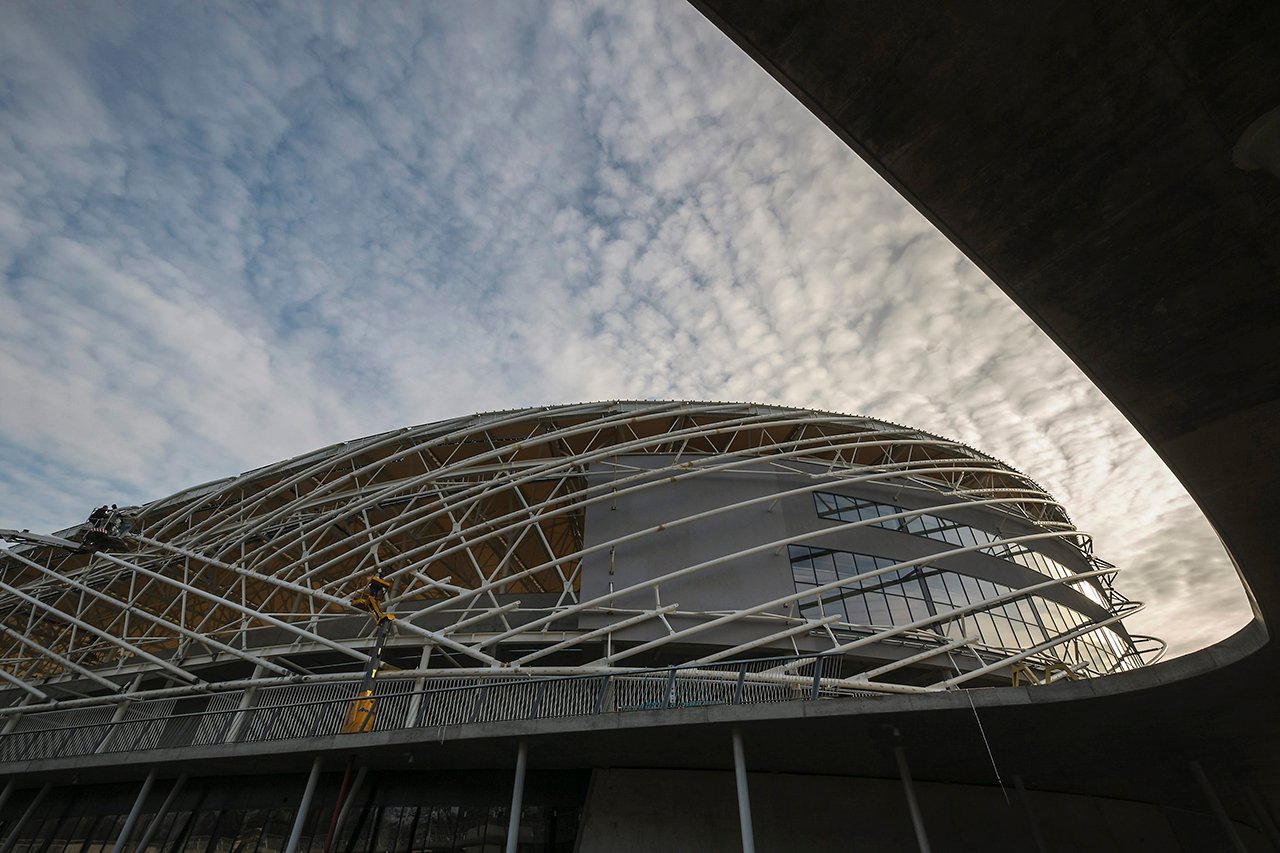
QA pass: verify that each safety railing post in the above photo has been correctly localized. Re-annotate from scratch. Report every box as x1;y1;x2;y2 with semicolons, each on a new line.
810;654;823;700
664;667;678;709
734;663;746;705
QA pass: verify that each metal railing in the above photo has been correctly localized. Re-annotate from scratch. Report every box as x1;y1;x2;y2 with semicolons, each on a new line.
0;654;864;766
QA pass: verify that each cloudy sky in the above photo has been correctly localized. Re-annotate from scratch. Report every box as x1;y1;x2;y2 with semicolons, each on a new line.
0;1;1251;656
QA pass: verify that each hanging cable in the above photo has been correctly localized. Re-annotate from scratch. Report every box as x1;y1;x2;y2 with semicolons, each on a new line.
948;650;1009;804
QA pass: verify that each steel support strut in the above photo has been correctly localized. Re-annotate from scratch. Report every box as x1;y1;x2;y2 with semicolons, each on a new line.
895;745;932;853
732;729;756;853
285;756;324;853
504;742;528;853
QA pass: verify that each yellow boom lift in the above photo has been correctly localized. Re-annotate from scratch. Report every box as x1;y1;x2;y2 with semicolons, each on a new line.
342;575;396;734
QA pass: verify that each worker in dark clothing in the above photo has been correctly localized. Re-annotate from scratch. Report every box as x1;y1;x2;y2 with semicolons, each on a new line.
88;505;108;527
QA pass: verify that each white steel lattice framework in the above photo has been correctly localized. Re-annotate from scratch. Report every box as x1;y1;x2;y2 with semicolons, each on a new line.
0;401;1163;715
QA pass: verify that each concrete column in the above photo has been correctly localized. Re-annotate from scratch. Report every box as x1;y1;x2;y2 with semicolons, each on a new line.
894;745;932;853
285;757;324;853
111;768;157;853
504;742;528;853
731;729;756;853
1191;761;1248;853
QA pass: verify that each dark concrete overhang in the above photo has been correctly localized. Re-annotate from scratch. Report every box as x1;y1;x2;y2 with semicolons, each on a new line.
680;0;1280;809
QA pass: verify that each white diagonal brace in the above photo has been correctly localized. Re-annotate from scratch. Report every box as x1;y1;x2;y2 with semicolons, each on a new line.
1;546;292;677
87;550;369;664
130;536;500;666
0;573;200;685
0;624;123;693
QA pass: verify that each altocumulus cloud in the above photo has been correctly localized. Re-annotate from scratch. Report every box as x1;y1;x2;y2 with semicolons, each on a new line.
0;0;1251;656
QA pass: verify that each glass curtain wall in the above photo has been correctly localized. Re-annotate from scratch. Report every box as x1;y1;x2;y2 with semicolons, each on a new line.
789;545;1138;674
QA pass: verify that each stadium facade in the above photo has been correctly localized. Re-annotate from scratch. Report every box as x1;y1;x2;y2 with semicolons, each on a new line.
0;401;1178;852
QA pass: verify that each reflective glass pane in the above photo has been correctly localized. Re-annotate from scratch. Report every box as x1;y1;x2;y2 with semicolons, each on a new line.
886;594;911;625
865;592;891;625
845;593;870;625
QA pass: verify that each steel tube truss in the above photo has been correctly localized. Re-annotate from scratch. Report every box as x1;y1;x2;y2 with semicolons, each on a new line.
0;401;1156;723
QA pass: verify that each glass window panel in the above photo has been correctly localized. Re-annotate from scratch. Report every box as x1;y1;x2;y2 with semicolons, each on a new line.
420;806;461;851
1014;598;1037;625
970;612;997;646
854;554;879;574
844;593;870;625
1007;619;1034;650
925;574;950;608
814;564;837;585
944;573;969;604
865;592;891;625
832;550;857;577
977;612;1003;648
822;590;847;619
1035;601;1057;632
886;594;911;625
371;805;414;853
906;595;931;622
55;815;99;853
962;576;984;603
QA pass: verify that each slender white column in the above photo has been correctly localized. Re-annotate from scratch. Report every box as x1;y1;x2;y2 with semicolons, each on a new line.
894;745;931;853
0;783;50;853
1191;760;1247;853
132;774;188;853
732;729;756;853
285;756;324;853
111;767;156;853
504;742;528;853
